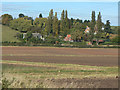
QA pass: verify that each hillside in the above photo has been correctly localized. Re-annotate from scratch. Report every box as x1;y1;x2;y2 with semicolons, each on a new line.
1;24;21;42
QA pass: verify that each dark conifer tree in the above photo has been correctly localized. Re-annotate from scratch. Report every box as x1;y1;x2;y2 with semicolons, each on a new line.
104;20;111;33
39;13;42;18
19;13;25;18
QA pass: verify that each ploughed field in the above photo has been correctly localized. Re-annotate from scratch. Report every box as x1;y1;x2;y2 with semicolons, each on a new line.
2;46;118;66
1;46;118;88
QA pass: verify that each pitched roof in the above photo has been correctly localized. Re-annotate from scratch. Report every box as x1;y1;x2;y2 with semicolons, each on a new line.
85;26;90;33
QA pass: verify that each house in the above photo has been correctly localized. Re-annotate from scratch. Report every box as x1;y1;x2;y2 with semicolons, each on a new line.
23;33;45;41
85;25;99;35
84;26;90;33
64;34;73;42
87;42;92;45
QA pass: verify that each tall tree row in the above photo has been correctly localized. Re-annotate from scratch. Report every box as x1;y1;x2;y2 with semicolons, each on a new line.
97;12;102;32
64;10;70;35
45;9;54;35
96;12;102;44
60;10;70;36
1;10;112;44
60;10;65;36
89;11;96;42
90;11;96;32
53;12;59;37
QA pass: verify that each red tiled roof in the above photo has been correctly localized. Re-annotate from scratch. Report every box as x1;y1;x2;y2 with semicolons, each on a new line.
67;35;71;38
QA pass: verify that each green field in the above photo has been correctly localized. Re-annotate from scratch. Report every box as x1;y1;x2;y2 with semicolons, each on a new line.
2;60;118;88
1;24;21;42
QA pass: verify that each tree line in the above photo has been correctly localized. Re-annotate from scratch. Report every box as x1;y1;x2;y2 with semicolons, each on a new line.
1;9;113;45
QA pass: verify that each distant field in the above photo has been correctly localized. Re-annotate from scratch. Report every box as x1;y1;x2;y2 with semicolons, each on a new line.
1;24;21;42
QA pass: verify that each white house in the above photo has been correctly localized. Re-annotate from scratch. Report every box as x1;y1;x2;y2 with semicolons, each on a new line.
23;33;45;41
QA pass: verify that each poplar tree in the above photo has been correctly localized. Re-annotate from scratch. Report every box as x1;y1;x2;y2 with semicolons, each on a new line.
53;12;58;37
96;12;102;44
91;11;96;31
60;10;65;36
89;11;96;43
64;10;69;36
97;12;102;32
46;9;54;35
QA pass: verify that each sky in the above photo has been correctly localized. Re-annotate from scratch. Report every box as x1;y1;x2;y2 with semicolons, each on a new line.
1;0;120;2
1;1;119;26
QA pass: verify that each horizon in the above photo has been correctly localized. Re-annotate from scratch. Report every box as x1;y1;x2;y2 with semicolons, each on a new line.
1;2;118;26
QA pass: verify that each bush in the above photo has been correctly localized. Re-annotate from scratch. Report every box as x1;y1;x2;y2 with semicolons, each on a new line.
2;73;15;89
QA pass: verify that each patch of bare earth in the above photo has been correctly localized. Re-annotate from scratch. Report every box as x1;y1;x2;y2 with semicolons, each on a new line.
43;77;118;88
2;46;118;66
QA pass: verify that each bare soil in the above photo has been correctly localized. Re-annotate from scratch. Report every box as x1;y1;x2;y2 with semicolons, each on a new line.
43;77;118;88
2;46;118;66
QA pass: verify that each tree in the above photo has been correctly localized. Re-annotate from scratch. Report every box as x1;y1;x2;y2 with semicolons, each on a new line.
64;10;70;36
91;11;96;25
39;13;42;18
60;10;65;36
27;17;34;25
104;20;111;33
25;32;33;41
45;9;54;35
34;18;47;28
33;17;47;35
90;11;96;32
9;18;31;32
19;13;25;18
53;12;58;37
89;11;96;43
70;18;74;29
2;14;13;26
74;22;82;31
95;12;102;45
71;29;83;42
76;19;82;23
97;12;102;32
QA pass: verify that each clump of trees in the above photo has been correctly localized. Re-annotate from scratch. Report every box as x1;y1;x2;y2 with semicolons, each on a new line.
9;18;31;32
1;14;13;26
1;9;116;45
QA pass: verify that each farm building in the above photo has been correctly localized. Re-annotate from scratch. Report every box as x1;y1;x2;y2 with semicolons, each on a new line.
23;33;45;40
84;26;90;33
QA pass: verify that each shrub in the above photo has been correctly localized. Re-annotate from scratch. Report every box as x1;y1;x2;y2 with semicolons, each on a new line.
2;73;15;89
